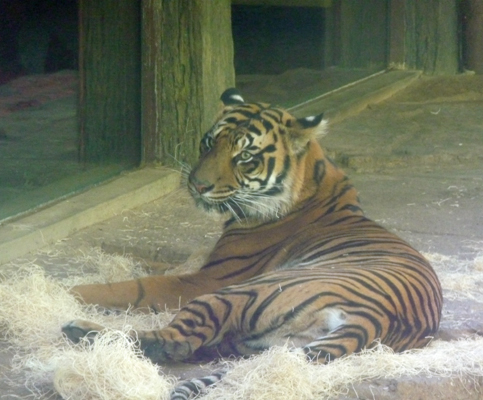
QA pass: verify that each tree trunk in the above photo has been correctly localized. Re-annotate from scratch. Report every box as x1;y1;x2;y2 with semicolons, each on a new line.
142;0;235;167
79;0;141;164
463;0;483;74
391;0;459;75
338;0;388;71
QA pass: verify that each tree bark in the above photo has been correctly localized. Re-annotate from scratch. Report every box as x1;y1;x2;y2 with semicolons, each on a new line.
79;0;141;164
464;0;483;74
142;0;235;166
392;0;459;75
338;0;388;70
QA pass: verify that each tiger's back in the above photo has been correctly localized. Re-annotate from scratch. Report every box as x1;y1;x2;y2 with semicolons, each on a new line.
64;88;442;399
192;185;441;359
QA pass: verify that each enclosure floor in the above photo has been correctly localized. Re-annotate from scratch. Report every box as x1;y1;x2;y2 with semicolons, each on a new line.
1;74;483;399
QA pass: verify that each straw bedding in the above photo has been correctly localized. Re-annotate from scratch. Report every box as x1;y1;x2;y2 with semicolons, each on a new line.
0;248;482;399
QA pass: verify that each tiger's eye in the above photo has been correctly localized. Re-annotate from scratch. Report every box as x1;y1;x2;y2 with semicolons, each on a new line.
239;151;252;162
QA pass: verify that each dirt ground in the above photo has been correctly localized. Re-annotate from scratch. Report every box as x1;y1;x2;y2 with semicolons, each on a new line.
1;73;483;398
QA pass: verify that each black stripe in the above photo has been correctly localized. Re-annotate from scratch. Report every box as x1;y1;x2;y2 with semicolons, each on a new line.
313;159;326;184
170;322;208;342
187;299;221;333
214;295;234;326
134;279;146;308
238;290;259;327
275;155;291;185
180;307;207;326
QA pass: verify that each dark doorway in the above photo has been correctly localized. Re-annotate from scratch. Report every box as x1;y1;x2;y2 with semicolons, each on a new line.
231;1;388;108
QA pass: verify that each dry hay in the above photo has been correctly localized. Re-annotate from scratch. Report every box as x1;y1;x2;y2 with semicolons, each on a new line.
53;330;175;400
0;252;175;399
0;248;483;399
424;249;483;302
201;338;483;400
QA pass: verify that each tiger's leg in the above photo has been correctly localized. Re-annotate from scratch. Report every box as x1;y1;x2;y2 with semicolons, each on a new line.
69;272;222;312
64;277;388;363
63;272;229;344
134;294;385;364
62;292;235;361
130;293;238;363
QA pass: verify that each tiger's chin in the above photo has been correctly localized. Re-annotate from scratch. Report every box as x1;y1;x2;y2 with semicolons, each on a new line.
194;197;292;224
191;195;233;216
189;183;295;222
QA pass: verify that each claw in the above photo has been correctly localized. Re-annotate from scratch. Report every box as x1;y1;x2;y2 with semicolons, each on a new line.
62;320;106;344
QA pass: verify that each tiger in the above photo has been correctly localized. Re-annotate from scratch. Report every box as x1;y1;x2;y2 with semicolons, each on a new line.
62;88;443;399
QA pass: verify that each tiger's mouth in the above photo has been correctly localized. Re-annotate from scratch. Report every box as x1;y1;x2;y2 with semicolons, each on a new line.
188;183;237;215
189;184;288;221
187;171;289;221
192;195;245;218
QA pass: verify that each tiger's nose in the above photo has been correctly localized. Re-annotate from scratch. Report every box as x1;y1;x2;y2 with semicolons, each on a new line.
189;175;212;195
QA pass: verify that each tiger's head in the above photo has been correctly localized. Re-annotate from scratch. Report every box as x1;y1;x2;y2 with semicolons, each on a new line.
188;88;328;222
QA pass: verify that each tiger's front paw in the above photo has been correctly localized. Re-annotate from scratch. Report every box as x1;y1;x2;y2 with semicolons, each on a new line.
62;320;106;344
140;339;171;364
139;331;196;364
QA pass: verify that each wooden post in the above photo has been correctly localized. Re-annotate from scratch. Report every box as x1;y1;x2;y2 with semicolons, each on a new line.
79;0;141;163
464;0;483;74
323;0;341;68
338;0;388;70
390;0;459;75
142;0;235;166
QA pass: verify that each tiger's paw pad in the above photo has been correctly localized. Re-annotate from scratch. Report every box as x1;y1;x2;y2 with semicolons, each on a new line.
141;340;170;364
140;337;193;364
62;320;106;344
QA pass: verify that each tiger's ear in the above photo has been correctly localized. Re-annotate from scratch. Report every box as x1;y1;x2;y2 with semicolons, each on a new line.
220;88;245;106
288;113;328;153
